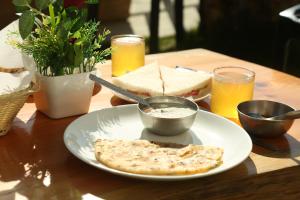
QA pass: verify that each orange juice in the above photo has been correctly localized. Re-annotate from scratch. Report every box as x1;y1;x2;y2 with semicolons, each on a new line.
210;67;255;119
111;35;145;77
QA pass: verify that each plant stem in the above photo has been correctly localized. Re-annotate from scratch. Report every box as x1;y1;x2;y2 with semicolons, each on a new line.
83;59;86;72
28;5;47;18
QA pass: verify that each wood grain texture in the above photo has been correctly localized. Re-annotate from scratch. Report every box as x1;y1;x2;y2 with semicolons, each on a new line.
0;49;300;200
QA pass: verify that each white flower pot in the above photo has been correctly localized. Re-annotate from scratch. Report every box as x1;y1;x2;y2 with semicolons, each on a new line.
33;71;96;119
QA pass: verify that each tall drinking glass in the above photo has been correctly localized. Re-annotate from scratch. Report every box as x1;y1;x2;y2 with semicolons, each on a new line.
111;34;145;77
210;67;255;120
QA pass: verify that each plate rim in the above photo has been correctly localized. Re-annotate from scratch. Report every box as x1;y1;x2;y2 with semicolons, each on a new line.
64;104;252;181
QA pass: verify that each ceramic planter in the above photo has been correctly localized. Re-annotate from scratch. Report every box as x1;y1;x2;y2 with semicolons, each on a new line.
33;71;96;119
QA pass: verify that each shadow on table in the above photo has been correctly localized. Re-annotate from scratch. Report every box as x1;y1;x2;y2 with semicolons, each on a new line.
110;95;135;106
0;112;86;199
0;118;34;182
93;83;102;96
196;100;210;111
26;94;35;103
251;133;300;161
140;128;202;145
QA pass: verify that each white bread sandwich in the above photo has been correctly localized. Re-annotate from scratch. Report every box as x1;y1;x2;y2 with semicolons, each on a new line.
112;63;163;97
112;63;211;100
160;66;211;98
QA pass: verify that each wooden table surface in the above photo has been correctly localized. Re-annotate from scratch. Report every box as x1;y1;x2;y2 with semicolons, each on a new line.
1;49;300;200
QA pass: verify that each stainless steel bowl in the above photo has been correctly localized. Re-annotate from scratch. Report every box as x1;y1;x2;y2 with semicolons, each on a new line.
237;100;295;138
138;96;198;136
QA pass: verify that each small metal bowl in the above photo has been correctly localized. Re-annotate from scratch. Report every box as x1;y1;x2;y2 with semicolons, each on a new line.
237;100;295;138
138;96;198;136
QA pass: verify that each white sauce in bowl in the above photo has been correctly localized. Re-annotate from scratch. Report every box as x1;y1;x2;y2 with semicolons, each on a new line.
145;107;196;118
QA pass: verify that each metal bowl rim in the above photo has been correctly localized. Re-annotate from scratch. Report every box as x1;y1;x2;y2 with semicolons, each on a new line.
237;100;295;122
138;96;199;119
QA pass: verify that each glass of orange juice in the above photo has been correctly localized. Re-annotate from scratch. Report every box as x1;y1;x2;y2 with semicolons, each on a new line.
111;34;145;77
210;66;255;120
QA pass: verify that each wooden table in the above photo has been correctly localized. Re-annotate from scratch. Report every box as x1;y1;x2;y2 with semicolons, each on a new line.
1;49;300;200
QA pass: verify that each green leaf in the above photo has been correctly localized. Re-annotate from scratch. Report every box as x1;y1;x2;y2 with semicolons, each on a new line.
80;8;88;21
74;44;83;67
42;17;51;26
48;3;55;28
71;18;84;33
73;31;81;39
66;46;75;67
19;10;35;39
12;0;31;7
62;18;74;31
57;23;68;41
55;14;61;26
35;0;50;10
15;6;29;13
55;0;64;7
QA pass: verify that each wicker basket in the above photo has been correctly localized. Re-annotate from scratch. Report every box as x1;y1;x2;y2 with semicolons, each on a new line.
0;84;35;136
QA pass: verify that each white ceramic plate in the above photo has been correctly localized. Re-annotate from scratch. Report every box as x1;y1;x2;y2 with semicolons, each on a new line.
64;105;252;181
113;68;212;102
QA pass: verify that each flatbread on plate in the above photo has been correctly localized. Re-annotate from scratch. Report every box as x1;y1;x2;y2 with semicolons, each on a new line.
95;139;223;175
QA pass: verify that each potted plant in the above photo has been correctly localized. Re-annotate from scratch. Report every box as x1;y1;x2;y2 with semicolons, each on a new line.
12;0;111;119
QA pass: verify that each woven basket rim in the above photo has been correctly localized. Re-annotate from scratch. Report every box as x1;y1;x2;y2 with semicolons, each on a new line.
0;82;36;136
0;82;37;99
0;67;25;73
